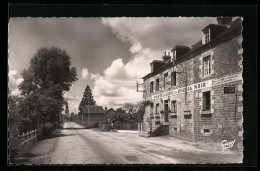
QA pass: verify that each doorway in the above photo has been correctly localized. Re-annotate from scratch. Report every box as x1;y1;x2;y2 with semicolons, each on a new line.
164;100;169;122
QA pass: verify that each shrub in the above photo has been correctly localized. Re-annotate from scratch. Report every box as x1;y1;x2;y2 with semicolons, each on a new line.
93;122;99;128
99;124;112;132
42;122;54;135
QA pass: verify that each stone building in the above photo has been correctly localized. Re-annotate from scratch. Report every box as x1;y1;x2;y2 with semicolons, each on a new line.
141;17;243;150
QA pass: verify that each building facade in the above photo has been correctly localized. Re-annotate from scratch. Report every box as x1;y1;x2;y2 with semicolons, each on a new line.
141;17;243;150
82;105;104;127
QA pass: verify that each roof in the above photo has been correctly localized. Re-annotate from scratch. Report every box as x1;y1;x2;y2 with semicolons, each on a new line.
150;60;166;65
82;105;104;114
142;18;242;80
171;45;191;51
202;23;227;32
105;108;116;115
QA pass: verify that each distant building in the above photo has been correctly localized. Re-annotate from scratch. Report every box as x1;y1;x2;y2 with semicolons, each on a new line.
104;108;117;123
65;102;69;117
140;17;243;150
81;105;104;127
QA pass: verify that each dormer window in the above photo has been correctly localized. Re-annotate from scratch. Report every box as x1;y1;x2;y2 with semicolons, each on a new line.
205;30;210;43
202;28;210;44
202;24;228;45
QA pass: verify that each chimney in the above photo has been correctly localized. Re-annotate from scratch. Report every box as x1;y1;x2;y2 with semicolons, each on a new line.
162;51;172;62
217;17;232;25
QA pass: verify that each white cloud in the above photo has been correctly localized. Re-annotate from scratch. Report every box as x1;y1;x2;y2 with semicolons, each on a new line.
91;58;144;109
16;78;24;85
90;73;100;80
8;70;23;96
10;88;21;96
104;59;129;80
130;42;142;54
81;68;89;79
64;93;79;101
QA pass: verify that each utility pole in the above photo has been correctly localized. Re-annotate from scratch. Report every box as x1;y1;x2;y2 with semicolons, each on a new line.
88;100;89;125
82;107;83;122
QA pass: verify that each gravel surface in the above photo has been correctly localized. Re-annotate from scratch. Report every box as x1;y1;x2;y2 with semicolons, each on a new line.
20;122;242;164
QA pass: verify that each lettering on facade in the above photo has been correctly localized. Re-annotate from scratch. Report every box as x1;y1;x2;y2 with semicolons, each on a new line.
213;72;242;86
152;80;212;100
151;72;242;100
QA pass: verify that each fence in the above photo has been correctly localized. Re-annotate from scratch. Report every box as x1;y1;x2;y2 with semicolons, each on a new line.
16;125;43;156
114;123;138;130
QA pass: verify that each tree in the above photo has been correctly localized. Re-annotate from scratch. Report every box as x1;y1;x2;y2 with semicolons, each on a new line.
80;85;96;106
78;85;96;117
18;47;78;129
8;94;22;161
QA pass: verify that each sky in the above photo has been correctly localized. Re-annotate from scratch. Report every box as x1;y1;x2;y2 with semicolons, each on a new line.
8;17;217;113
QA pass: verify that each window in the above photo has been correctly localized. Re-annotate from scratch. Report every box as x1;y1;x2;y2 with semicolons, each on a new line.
156;78;159;91
171;100;177;113
173;127;177;132
171;71;176;86
150;103;154;114
156;104;159;114
204;129;210;134
202;91;211;111
203;56;211;76
205;31;210;43
150;81;154;93
164;73;168;89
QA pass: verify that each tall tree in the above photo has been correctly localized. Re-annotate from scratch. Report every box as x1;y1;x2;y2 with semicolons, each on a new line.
78;85;96;118
80;85;96;106
18;47;78;129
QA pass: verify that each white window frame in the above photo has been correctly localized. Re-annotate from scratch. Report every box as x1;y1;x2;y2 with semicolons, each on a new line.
171;100;177;113
150;81;154;93
155;78;159;91
205;31;210;43
150;103;154;114
164;73;168;89
202;91;211;111
203;55;211;76
171;71;176;87
155;103;159;114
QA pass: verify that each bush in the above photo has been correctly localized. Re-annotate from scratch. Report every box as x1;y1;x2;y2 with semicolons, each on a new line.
93;122;99;128
99;124;112;132
42;122;54;135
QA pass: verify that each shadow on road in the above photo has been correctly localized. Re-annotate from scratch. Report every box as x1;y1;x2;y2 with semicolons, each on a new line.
62;128;86;130
40;129;80;140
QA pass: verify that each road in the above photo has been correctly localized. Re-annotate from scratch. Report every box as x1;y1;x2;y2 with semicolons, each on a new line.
21;122;242;164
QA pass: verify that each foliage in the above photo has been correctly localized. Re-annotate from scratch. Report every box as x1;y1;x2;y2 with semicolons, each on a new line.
42;122;55;135
99;124;112;132
8;94;22;161
80;85;96;106
101;101;146;127
78;85;96;117
18;47;78;131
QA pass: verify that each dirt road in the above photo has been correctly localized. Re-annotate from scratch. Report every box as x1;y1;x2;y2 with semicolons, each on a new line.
21;122;242;164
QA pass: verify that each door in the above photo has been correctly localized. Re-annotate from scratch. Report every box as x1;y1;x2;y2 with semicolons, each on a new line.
164;100;169;122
